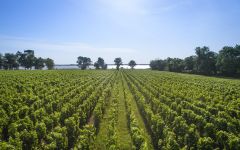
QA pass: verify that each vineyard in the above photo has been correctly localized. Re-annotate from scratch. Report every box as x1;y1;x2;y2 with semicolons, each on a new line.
0;70;240;150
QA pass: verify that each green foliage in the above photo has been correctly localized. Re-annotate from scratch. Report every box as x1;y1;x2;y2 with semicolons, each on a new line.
0;141;15;150
94;61;100;69
74;125;95;150
36;122;47;141
0;70;115;149
114;57;122;70
64;117;79;148
150;44;240;77
216;45;240;76
45;58;54;70
106;89;119;149
0;50;54;70
128;60;137;69
124;88;148;149
197;137;214;150
20;129;38;149
184;55;196;71
0;70;240;149
0;53;4;69
34;57;45;70
46;126;68;149
18;50;35;69
150;59;166;70
3;53;19;70
77;56;92;70
184;125;199;149
166;57;184;72
123;70;240;149
94;57;106;69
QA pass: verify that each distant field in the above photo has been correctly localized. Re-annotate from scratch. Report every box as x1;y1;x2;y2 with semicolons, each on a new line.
0;70;239;149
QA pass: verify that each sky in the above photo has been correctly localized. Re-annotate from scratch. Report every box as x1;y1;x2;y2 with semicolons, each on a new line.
0;0;240;64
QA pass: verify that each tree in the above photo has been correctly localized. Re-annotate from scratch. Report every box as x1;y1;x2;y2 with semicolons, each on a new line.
98;57;105;69
216;46;240;76
128;60;136;69
34;57;45;70
1;50;54;70
166;57;184;72
184;56;196;72
77;56;92;70
94;62;100;69
195;46;217;75
0;53;3;69
45;58;54;70
17;50;35;69
150;59;166;71
103;64;108;70
94;57;105;69
207;51;218;75
3;53;19;70
114;57;122;70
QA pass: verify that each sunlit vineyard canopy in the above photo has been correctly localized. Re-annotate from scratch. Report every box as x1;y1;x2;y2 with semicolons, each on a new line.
0;70;240;149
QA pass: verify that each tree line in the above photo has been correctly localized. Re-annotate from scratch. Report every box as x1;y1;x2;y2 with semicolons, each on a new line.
0;50;54;70
150;45;240;76
2;44;240;77
77;57;137;70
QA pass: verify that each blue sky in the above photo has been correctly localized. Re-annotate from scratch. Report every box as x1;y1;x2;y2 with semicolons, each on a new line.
0;0;240;64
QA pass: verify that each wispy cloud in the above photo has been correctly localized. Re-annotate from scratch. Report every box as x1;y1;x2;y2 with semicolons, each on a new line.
145;0;193;15
98;0;147;15
0;35;138;63
98;0;192;16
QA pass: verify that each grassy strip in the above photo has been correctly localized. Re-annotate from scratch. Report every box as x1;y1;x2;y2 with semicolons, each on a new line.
116;78;133;149
122;72;154;150
94;83;117;149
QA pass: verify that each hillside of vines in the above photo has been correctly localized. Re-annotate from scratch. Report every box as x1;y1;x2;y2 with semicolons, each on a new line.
0;70;240;150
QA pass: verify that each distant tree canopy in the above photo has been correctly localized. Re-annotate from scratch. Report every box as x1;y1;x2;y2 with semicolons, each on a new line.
103;64;108;70
17;50;35;69
128;60;136;69
0;50;54;70
2;44;239;76
77;56;92;70
114;57;122;70
93;62;100;69
166;57;184;72
0;53;3;69
150;59;166;71
195;46;217;75
94;57;106;69
216;45;240;76
3;53;19;70
45;58;54;70
34;57;45;70
150;44;240;77
184;56;196;71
